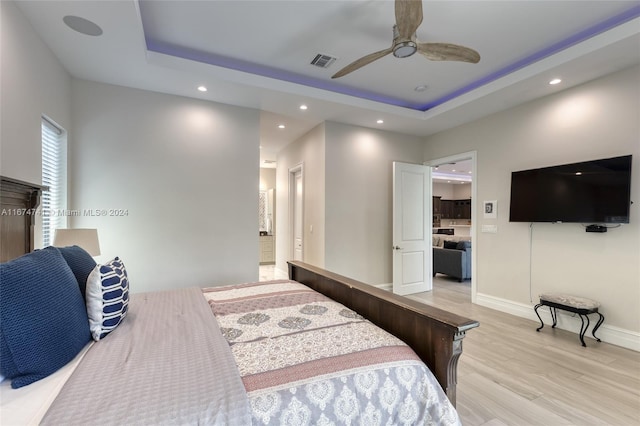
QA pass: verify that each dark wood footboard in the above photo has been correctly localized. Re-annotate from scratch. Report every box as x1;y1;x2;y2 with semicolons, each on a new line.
288;261;479;406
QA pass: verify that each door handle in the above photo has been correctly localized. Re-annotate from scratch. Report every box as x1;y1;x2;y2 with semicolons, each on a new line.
392;246;402;250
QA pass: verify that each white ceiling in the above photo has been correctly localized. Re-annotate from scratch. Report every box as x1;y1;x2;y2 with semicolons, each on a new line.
15;1;640;167
433;159;473;183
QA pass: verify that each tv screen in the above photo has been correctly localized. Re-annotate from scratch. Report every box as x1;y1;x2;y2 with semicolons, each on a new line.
509;155;632;224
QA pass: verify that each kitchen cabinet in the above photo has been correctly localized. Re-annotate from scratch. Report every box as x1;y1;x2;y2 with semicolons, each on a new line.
259;235;275;264
440;199;471;219
440;200;455;219
432;196;441;214
454;199;472;219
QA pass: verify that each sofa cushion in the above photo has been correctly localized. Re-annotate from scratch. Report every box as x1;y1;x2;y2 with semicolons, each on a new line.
456;241;472;251
0;248;91;388
443;240;459;250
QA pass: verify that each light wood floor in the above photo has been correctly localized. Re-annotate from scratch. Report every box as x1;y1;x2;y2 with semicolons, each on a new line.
408;276;640;426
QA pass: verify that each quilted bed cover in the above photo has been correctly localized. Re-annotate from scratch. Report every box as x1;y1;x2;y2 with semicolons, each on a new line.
204;279;460;426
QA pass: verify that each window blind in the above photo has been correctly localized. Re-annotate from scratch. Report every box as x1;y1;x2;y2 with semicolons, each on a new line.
41;117;66;247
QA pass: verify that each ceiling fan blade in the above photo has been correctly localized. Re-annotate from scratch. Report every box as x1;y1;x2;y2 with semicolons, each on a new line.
331;47;394;79
395;0;423;40
417;43;481;63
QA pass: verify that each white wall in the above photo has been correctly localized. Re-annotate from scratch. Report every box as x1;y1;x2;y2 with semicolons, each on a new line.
424;66;640;337
69;80;260;293
1;1;71;187
433;182;455;199
275;123;325;273
259;168;276;191
324;121;425;284
453;183;472;199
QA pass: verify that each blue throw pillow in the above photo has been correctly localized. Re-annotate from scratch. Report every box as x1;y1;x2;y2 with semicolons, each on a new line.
443;240;458;250
0;248;91;388
52;245;96;299
86;257;130;341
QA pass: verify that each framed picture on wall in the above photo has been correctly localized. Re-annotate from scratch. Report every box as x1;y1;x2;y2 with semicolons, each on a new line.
484;200;497;219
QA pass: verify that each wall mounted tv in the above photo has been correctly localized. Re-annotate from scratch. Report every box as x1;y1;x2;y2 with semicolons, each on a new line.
509;155;632;224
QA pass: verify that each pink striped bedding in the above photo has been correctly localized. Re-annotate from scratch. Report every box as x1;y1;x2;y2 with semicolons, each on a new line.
204;279;460;425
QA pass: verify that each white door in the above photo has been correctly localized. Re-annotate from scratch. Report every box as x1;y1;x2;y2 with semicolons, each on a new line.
392;162;432;295
292;169;303;261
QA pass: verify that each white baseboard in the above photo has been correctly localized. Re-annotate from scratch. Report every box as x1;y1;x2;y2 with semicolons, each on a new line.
376;283;392;291
476;293;640;352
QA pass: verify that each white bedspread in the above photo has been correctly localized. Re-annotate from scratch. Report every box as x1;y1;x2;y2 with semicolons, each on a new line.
40;287;251;425
0;342;93;425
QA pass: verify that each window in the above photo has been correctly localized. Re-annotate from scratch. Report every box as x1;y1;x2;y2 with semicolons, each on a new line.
41;117;67;247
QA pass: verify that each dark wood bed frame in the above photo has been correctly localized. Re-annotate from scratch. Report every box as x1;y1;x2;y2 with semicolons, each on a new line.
0;176;46;262
288;260;479;406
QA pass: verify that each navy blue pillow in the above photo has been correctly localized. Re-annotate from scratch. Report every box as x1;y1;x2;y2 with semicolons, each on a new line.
443;241;458;250
0;248;91;388
54;245;96;299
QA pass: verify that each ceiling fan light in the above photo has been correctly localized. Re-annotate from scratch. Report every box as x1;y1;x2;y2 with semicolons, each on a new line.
393;41;417;58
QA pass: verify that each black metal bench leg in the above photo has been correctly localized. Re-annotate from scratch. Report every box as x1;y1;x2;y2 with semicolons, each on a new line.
592;313;604;342
534;303;544;331
550;307;558;328
578;314;590;347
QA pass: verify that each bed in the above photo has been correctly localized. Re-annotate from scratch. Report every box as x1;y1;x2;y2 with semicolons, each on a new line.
0;178;479;425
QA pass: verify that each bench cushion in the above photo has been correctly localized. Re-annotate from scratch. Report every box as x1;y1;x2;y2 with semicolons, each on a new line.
540;293;600;310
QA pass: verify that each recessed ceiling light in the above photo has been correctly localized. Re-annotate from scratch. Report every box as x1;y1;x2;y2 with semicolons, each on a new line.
197;86;207;92
549;78;562;85
63;15;103;36
376;119;384;124
414;85;428;92
452;169;456;172
278;124;285;129
299;104;308;110
575;171;582;175
468;171;472;174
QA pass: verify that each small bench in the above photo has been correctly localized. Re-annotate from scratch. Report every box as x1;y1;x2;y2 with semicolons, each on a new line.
534;293;604;347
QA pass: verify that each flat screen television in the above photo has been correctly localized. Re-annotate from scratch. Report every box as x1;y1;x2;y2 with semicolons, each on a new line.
509;155;632;224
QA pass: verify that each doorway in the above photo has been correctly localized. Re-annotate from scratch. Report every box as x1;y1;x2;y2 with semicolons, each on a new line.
289;164;304;262
259;168;276;276
425;151;477;303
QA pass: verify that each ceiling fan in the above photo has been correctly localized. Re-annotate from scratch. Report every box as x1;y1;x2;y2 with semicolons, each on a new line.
332;0;480;79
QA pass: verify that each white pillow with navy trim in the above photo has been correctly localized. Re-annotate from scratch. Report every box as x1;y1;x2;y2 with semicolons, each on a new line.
86;257;130;341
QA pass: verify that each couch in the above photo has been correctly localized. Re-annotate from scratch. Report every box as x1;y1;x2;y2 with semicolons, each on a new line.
432;239;472;282
431;235;471;248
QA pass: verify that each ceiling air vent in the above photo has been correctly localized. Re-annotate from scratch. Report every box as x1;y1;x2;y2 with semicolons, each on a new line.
310;53;337;69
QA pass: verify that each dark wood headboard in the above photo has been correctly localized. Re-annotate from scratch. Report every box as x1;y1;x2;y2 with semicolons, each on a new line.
288;260;479;406
0;176;47;262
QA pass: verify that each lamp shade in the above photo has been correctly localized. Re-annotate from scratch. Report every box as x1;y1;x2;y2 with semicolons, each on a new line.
53;228;101;256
